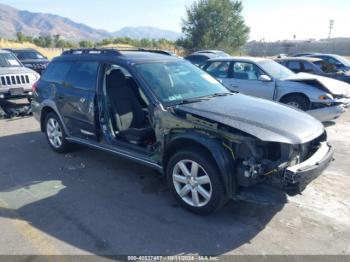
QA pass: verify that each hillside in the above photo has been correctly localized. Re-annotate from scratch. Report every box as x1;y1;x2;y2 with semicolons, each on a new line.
0;3;181;41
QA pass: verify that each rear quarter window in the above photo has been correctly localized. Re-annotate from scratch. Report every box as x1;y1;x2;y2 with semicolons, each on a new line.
41;62;73;83
64;62;99;90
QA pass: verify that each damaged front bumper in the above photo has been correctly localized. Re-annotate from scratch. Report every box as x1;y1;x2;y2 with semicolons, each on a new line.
283;142;334;195
308;104;345;122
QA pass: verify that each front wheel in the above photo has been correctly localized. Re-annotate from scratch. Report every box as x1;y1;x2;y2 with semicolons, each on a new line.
166;148;228;215
281;94;310;111
44;112;70;153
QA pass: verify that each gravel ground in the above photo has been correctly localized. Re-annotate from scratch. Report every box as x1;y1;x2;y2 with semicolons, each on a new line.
0;110;349;257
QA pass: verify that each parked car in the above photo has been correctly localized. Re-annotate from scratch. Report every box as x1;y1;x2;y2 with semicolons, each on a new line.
292;52;320;57
202;57;350;122
185;50;230;67
5;48;50;75
276;57;350;84
0;49;40;100
32;49;333;214
306;54;350;72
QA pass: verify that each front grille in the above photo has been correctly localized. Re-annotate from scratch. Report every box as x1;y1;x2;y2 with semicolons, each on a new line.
0;74;31;86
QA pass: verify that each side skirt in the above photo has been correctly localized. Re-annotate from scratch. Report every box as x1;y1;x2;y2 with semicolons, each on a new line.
66;137;163;172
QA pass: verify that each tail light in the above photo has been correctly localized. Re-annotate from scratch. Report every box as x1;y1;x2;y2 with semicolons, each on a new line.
32;81;38;93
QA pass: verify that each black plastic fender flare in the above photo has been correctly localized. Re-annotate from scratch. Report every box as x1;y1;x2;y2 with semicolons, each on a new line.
163;132;237;198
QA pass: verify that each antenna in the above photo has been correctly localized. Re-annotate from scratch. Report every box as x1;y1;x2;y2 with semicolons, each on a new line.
328;19;334;39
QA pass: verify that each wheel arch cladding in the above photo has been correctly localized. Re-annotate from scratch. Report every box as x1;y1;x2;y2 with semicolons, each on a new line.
163;132;237;197
40;106;56;132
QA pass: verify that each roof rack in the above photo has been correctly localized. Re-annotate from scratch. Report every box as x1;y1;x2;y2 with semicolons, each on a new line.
62;48;123;56
61;48;174;57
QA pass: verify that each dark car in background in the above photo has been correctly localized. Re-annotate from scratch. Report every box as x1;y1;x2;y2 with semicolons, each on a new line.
306;54;350;72
6;48;50;75
185;50;230;67
276;57;350;84
292;52;320;57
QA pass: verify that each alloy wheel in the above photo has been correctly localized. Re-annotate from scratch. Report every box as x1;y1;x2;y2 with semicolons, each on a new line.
46;118;63;148
172;159;212;207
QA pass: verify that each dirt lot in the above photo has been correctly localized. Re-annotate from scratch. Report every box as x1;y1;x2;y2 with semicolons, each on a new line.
0;110;349;257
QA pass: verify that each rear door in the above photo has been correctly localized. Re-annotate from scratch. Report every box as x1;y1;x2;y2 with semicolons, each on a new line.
56;61;100;139
227;61;276;100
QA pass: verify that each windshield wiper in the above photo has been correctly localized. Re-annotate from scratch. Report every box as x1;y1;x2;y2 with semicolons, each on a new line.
176;97;211;105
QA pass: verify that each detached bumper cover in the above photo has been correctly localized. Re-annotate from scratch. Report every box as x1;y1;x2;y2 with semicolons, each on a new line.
283;142;334;195
308;104;345;122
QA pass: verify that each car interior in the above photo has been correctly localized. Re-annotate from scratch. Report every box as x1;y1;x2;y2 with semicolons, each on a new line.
103;65;156;148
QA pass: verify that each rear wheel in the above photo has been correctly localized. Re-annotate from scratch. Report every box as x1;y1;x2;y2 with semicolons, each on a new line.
44;112;70;153
281;94;310;111
166;148;228;215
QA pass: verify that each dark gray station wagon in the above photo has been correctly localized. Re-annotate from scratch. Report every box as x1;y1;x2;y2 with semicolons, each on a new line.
32;49;334;214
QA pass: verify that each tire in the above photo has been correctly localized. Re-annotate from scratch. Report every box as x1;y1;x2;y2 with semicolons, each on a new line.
166;148;228;215
44;112;70;153
281;94;310;111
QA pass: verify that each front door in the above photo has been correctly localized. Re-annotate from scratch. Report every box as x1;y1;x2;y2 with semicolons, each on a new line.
56;61;100;139
227;61;276;100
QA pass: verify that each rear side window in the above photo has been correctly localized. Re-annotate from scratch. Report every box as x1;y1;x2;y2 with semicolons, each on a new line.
205;61;231;78
64;62;99;90
186;55;208;65
287;61;302;71
42;62;73;83
302;62;315;73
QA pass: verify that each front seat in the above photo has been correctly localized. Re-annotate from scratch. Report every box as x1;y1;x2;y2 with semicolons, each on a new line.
106;69;153;144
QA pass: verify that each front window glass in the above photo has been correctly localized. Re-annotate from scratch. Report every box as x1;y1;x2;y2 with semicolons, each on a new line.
14;51;45;60
135;61;229;104
0;53;21;67
313;61;337;73
233;62;265;80
258;60;294;79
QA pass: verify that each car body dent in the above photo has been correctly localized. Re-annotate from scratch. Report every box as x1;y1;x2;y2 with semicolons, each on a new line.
173;94;324;144
282;72;350;96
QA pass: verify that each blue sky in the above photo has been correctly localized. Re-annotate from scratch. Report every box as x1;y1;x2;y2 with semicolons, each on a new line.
1;0;349;41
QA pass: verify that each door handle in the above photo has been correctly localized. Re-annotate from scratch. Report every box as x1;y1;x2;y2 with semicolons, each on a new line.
230;84;239;88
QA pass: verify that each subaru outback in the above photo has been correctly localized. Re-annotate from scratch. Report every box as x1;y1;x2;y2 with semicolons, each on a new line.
32;49;334;214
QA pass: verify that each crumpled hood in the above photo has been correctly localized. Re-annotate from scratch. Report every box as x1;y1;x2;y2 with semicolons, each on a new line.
175;94;324;144
282;72;350;96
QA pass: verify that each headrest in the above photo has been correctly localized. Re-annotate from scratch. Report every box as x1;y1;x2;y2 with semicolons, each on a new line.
107;69;127;88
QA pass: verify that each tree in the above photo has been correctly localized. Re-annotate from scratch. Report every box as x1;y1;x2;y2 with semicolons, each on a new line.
79;40;94;48
16;32;26;43
180;0;249;53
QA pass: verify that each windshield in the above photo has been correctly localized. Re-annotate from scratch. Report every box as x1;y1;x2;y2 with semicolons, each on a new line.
135;61;229;105
332;55;350;67
0;53;21;67
258;60;294;79
14;51;45;60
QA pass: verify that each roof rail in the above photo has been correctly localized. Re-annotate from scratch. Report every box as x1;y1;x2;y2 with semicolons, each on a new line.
62;48;122;56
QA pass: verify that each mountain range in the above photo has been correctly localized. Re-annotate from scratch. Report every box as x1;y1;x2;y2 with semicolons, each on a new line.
0;3;182;41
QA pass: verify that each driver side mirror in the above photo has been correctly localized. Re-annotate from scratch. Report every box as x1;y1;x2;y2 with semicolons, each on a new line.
258;75;272;82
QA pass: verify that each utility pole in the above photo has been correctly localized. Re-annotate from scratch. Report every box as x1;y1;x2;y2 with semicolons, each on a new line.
328;19;334;39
